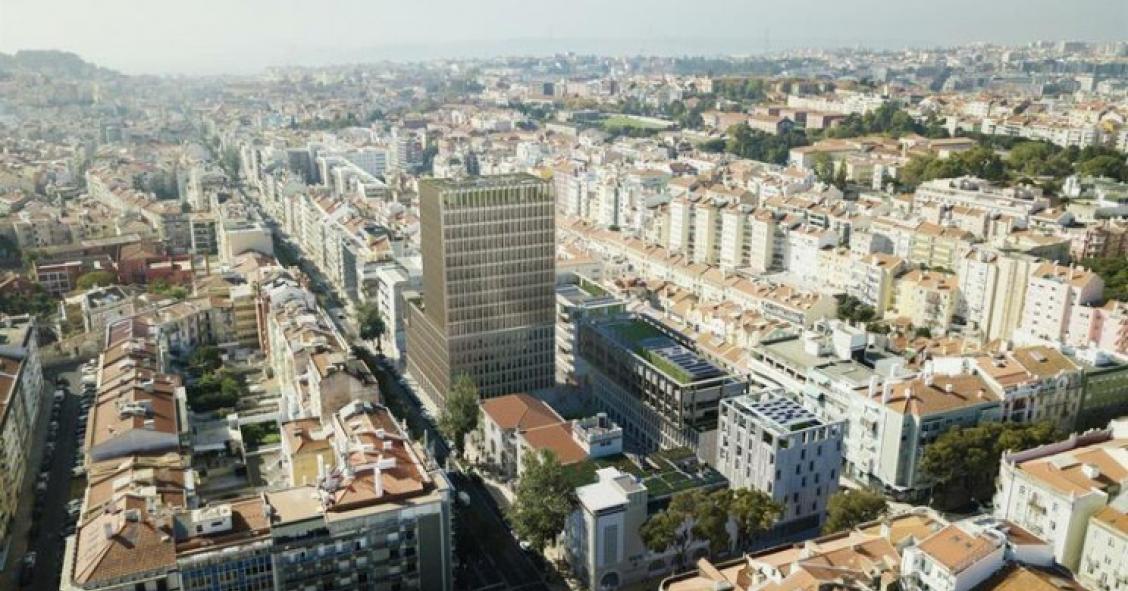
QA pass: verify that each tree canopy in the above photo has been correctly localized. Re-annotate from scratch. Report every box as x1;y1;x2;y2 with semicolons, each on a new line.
724;124;809;165
836;294;877;325
823;489;887;534
356;302;387;343
1081;257;1128;302
897;145;1006;189
508;450;575;552
920;421;1059;509
437;374;479;456
640;487;779;568
821;103;948;140
75;270;118;291
0;283;55;318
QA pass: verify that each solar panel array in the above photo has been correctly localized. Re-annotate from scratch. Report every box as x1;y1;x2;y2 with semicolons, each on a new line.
641;337;725;382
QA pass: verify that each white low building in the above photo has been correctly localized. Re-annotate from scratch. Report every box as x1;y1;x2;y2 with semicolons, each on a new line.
994;423;1128;572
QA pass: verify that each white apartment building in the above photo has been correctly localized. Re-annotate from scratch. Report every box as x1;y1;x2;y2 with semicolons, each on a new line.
785;225;838;288
995;426;1128;571
667;196;694;254
901;524;1006;591
1015;263;1104;346
914;177;1050;217
692;200;722;265
955;248;1038;343
715;392;844;531
848;253;905;316
970;345;1084;431
1077;503;1128;591
718;205;754;271
372;260;420;360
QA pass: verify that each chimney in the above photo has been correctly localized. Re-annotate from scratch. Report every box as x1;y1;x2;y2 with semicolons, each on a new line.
103;522;114;540
944;383;953;394
373;466;384;498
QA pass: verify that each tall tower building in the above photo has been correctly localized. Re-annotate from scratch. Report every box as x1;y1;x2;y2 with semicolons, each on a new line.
406;174;556;403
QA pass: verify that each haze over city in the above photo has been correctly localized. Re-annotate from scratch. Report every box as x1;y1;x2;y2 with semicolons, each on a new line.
2;3;1128;591
0;0;1125;73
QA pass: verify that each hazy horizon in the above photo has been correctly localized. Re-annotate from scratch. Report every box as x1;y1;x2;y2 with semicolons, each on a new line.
1;0;1125;75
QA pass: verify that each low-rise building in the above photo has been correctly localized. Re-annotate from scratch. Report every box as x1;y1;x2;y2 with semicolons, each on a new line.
565;450;727;591
1077;503;1128;591
994;425;1128;571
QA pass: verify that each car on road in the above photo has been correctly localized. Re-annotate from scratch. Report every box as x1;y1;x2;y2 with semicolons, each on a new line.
19;552;37;587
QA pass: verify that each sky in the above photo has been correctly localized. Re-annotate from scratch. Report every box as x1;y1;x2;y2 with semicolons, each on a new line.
1;0;1125;75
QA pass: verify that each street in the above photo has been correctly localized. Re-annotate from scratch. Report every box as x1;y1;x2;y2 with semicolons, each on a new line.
451;472;550;591
0;360;85;591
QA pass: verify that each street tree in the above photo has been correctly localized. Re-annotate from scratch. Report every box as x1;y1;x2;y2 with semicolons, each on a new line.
356;302;387;346
437;374;479;456
920;421;1059;509
823;489;887;534
509;450;575;552
727;488;782;549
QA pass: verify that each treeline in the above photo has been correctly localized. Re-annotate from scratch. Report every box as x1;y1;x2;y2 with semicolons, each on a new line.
1081;257;1128;302
723;124;809;165
819;103;949;140
896;140;1128;190
897;146;1006;188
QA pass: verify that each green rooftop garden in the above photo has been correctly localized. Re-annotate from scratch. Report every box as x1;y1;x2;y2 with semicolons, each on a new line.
608;319;695;384
573;447;726;499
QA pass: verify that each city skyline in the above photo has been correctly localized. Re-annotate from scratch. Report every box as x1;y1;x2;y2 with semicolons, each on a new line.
0;0;1125;74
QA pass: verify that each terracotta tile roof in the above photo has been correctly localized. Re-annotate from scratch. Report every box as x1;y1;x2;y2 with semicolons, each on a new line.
973;564;1085;591
72;496;176;586
1091;505;1128;537
518;422;587;465
1017;440;1128;497
480;393;562;431
878;374;997;416
916;524;1001;573
281;418;332;454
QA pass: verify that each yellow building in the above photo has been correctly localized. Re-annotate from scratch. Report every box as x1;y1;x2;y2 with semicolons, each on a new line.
888;270;959;333
908;222;974;271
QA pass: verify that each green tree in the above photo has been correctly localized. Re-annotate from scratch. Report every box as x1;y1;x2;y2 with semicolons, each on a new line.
509;450;575;552
811;153;835;185
1077;155;1126;180
641;508;691;569
727;488;782;549
75;270;117;291
642;491;698;570
356;302;387;345
836;294;876;325
833;163;849;190
920;421;1060;509
823;489;887;534
691;490;732;556
437;374;479;456
1081;257;1128;301
724;124;809;165
0;283;56;318
189;346;223;373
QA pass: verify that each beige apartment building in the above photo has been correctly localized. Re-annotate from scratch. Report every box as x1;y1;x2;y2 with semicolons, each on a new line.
407;174;556;403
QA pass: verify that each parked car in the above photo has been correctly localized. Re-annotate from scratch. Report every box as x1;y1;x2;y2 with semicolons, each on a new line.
19;552;37;587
